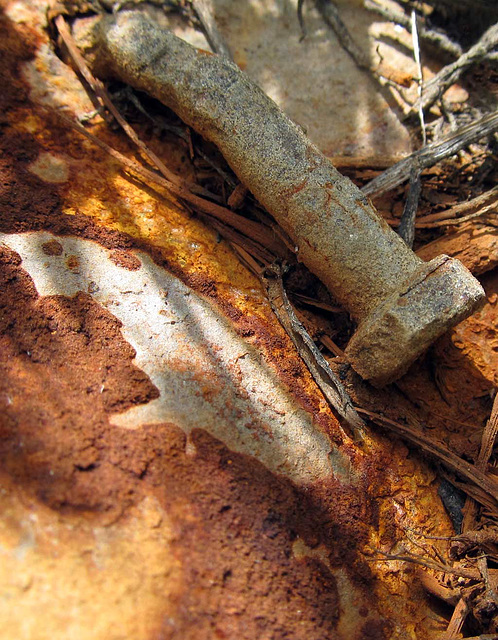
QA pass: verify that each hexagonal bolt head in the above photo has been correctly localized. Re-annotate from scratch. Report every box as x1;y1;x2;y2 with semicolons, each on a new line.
345;255;485;387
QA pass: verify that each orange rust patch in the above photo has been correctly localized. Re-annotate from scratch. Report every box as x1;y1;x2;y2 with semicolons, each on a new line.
109;248;142;271
0;246;391;638
41;238;63;256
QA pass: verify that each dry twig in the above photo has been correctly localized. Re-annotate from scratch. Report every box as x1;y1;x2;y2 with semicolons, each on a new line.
407;22;498;118
314;0;370;70
190;0;232;59
311;0;411;85
363;110;498;197
415;186;498;226
397;164;421;246
364;0;463;59
263;265;366;439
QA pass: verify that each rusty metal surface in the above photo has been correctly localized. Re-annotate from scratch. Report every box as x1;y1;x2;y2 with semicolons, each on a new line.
70;7;484;387
0;2;484;639
183;0;414;159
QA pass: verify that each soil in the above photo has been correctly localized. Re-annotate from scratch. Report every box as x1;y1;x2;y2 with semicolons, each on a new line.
0;243;390;638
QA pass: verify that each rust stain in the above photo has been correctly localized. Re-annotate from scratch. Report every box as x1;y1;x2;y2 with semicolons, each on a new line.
66;254;80;272
1;4;493;639
0;243;377;639
109;248;142;271
41;238;63;255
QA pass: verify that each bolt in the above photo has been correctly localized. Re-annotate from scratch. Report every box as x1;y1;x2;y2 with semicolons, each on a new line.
70;10;485;386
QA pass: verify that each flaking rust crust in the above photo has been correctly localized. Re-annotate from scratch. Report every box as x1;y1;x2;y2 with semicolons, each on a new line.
1;2;490;639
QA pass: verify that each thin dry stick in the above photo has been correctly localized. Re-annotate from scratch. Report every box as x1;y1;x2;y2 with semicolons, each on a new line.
417;186;498;224
407;22;498;118
371;550;485;580
58;12;235;204
263;265;366;438
315;0;370;70
356;407;498;509
314;0;410;85
291;293;343;314
229;243;266;278
190;0;232;58
319;334;345;358
205;216;278;265
416;205;497;228
362;110;498;197
363;0;463;59
385;201;497;229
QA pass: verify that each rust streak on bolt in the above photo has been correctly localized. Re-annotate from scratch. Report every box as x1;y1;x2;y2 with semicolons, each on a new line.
68;8;485;386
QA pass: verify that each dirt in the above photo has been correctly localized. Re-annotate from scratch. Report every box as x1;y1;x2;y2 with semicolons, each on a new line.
0;243;387;639
0;8;392;638
1;2;497;639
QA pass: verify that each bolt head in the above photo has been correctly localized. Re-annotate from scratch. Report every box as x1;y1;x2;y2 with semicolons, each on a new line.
345;255;485;387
